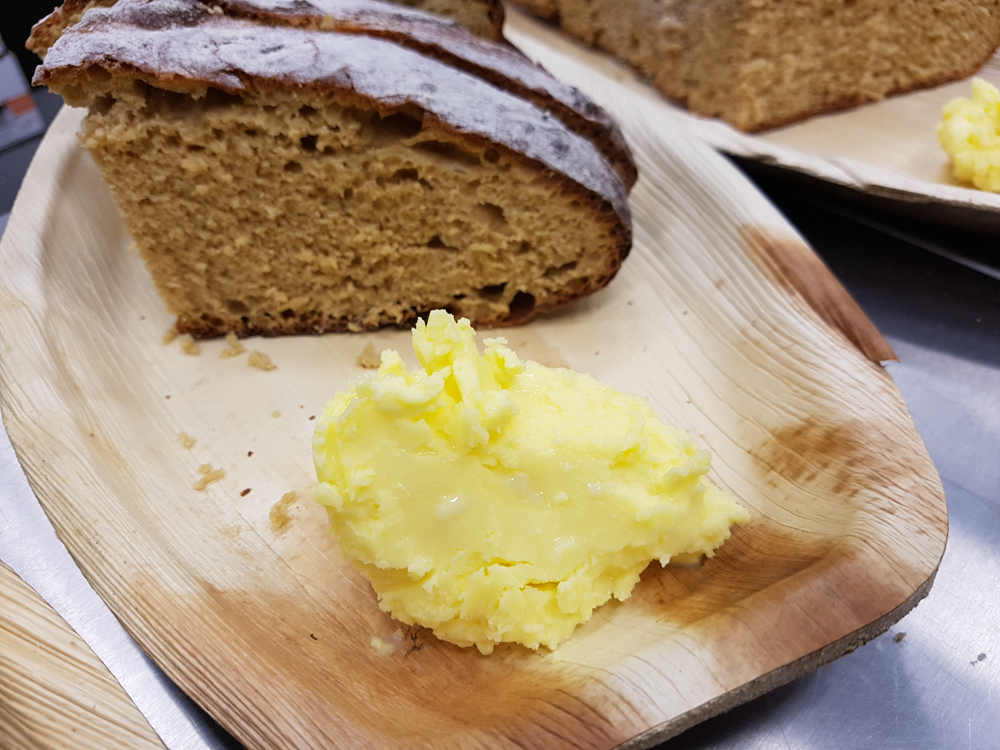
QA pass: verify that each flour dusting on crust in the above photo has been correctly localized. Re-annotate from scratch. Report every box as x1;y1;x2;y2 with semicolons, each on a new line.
37;0;630;219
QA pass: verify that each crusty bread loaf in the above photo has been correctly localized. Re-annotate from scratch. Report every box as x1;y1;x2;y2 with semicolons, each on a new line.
36;0;632;336
27;0;504;55
515;0;1000;132
31;0;636;187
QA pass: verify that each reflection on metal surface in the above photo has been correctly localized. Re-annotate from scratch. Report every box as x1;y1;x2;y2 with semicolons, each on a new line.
666;341;1000;749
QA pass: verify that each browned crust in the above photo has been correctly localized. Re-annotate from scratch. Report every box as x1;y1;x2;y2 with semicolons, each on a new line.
31;0;636;187
398;34;638;187
483;0;506;40
36;56;628;213
28;0;506;53
38;57;631;338
511;0;560;21
217;0;637;187
27;0;117;57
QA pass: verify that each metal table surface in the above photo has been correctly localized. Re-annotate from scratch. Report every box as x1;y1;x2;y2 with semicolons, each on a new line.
1;111;998;749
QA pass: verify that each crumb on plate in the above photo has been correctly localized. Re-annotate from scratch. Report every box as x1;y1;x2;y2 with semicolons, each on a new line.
269;491;297;533
193;464;225;491
220;332;247;359
357;342;381;369
178;334;200;356
249;351;276;370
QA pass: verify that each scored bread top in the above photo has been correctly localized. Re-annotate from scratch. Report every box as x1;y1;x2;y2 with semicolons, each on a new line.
27;0;505;55
29;0;636;187
219;0;637;187
36;0;631;239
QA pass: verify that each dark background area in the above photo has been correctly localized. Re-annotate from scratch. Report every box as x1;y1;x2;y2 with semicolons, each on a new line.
1;1;61;78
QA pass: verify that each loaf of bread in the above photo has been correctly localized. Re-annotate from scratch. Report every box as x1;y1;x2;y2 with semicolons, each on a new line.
32;0;636;186
28;0;503;53
514;0;1000;132
36;0;633;336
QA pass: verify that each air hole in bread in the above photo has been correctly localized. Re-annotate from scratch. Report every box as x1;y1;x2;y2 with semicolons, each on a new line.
413;140;481;168
483;148;500;164
205;88;242;109
392;168;420;182
343;187;354;200
226;300;250;315
544;261;578;278
478;282;506;299
471;203;509;233
508;291;536;321
300;134;318;151
281;309;295;319
299;105;318;118
284;161;302;173
94;95;115;115
368;111;423;145
426;235;450;249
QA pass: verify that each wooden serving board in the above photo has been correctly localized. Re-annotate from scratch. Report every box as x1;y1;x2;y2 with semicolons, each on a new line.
505;6;1000;233
0;561;164;750
0;26;946;749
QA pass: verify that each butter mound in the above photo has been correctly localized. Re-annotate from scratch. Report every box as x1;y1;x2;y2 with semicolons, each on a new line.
312;311;749;654
938;77;1000;192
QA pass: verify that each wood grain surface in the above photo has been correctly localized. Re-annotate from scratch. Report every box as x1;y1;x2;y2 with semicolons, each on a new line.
0;17;947;749
0;561;164;750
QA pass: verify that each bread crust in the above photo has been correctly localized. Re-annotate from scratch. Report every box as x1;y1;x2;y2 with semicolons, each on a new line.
36;0;632;335
29;0;506;53
27;0;118;56
221;0;636;185
31;0;636;186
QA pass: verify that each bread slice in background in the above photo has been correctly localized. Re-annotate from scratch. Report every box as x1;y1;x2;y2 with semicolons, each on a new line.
36;0;632;336
31;0;637;189
515;0;1000;132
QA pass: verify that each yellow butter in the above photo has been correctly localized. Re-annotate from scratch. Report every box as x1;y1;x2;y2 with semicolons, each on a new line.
938;77;1000;192
312;311;749;654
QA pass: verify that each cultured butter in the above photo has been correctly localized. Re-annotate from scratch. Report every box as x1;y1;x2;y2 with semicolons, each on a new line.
312;311;749;654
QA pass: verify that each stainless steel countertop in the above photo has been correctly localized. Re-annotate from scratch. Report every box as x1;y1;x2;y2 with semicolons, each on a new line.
2;120;998;750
